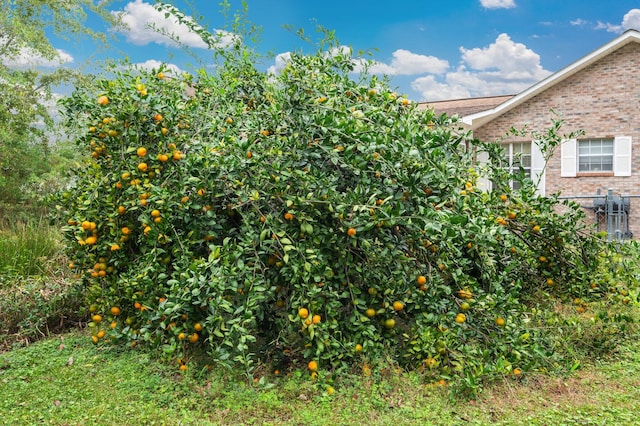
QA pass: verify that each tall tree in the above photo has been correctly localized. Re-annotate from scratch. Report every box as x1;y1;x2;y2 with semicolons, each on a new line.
0;0;119;206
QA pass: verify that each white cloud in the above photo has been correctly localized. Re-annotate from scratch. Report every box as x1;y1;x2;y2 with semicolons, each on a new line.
129;60;182;75
265;35;548;103
570;18;589;27
353;49;449;76
267;51;292;75
460;33;549;80
480;0;516;10
596;8;640;33
3;47;73;68
112;0;236;49
622;9;640;31
411;33;551;101
411;75;471;101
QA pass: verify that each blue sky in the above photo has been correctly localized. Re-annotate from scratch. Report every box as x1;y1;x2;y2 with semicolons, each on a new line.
26;0;640;101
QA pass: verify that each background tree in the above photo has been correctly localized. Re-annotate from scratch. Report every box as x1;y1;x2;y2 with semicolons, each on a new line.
0;0;119;212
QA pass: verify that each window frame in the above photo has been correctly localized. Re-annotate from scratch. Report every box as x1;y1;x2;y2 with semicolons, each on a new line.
577;138;614;174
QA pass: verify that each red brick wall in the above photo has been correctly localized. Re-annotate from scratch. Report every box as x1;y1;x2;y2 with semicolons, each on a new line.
473;42;640;237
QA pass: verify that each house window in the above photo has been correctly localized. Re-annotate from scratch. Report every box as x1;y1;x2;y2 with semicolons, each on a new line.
501;142;531;189
578;139;613;172
561;136;631;178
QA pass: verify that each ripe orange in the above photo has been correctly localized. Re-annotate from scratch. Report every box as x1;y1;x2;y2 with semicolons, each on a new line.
97;95;109;105
365;308;376;318
457;289;472;299
392;301;404;311
91;335;99;344
137;162;148;172
284;212;294;221
85;236;97;245
157;72;165;80
312;315;321;324
500;194;508;202
179;364;188;371
455;313;466;324
347;227;357;237
121;227;131;235
97;330;106;339
151;209;161;218
157;153;169;162
532;225;541;233
326;386;335;395
136;147;147;157
495;317;505;327
355;343;363;353
417;275;427;286
246;151;252;159
172;151;182;161
546;278;555;286
117;206;126;215
188;333;199;343
178;332;186;340
110;306;121;316
92;314;103;323
298;308;309;319
154;113;163;122
194;323;203;331
161;127;168;135
110;321;117;329
308;360;318;371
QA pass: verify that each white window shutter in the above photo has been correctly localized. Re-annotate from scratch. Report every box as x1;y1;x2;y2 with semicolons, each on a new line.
614;136;632;177
475;148;491;191
560;138;577;177
531;140;545;196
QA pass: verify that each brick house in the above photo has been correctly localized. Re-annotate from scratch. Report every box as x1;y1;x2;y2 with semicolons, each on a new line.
426;29;640;239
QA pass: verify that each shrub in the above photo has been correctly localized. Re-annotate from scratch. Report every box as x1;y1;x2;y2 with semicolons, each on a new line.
55;29;626;394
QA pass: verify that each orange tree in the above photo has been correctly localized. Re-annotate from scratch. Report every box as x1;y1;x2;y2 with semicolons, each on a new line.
56;39;624;393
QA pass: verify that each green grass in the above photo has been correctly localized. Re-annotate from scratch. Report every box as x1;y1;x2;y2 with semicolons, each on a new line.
1;330;640;425
0;219;83;350
0;217;63;277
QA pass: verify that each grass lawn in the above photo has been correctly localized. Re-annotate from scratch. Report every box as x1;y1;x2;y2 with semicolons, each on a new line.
1;330;639;425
